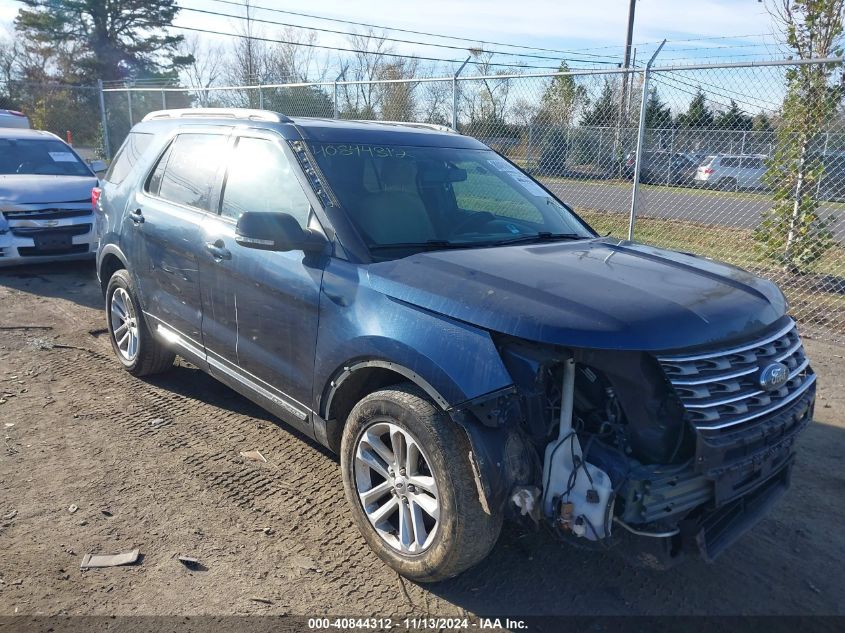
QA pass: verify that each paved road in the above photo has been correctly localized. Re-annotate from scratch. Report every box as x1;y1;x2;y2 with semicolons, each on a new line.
541;179;845;239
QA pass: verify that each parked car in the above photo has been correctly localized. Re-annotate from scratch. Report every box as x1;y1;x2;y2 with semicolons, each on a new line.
816;152;845;202
0;129;107;266
96;109;815;581
0;109;30;129
622;151;698;185
695;154;768;190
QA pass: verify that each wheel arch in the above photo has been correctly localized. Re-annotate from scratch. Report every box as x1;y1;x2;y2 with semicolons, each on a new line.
318;359;451;453
97;244;128;297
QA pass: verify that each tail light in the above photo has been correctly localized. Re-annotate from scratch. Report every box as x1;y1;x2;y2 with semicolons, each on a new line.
703;168;714;175
91;187;102;211
626;157;635;166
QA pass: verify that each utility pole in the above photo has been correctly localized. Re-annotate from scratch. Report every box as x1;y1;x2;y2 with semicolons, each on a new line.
616;0;637;176
620;0;637;117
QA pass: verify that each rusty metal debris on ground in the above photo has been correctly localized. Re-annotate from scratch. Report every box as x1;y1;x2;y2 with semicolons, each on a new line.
239;450;267;463
80;549;140;569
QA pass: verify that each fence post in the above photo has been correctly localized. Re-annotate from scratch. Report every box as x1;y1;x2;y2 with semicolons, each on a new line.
126;87;133;126
526;123;533;173
333;82;339;119
628;40;665;241
816;131;830;197
97;79;111;160
258;83;264;109
666;126;675;184
452;56;471;132
740;129;747;156
597;127;604;172
161;89;166;110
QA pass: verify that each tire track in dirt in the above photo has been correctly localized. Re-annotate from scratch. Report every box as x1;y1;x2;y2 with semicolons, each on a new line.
47;340;448;615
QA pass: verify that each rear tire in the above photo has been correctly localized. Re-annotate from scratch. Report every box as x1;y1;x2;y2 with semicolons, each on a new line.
341;383;502;582
105;269;175;377
719;177;737;191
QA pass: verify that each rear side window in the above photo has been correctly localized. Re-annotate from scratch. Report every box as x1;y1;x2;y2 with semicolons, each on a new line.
104;132;153;184
742;157;764;169
220;137;311;226
720;156;740;168
155;133;227;212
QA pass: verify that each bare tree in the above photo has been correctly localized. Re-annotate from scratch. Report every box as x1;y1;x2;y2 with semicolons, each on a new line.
340;30;393;118
274;27;327;83
179;34;223;106
419;73;452;125
378;57;419;121
461;49;512;132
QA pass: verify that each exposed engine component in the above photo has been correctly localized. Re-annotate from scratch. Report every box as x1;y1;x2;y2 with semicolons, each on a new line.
541;358;614;540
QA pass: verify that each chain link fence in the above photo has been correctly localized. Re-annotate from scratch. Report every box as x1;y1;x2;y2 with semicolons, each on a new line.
6;57;845;343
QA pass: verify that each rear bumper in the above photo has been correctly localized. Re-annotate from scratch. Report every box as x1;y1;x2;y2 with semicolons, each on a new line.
0;210;96;267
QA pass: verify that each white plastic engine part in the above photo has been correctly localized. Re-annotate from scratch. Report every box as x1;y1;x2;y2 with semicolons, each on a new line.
542;358;614;540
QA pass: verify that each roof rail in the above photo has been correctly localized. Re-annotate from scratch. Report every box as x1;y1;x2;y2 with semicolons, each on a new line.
141;108;292;123
351;119;459;135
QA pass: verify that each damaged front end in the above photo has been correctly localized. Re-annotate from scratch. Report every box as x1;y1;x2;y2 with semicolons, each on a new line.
451;318;815;568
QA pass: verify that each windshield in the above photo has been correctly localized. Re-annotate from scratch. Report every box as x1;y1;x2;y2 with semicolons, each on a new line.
0;138;91;176
308;142;594;257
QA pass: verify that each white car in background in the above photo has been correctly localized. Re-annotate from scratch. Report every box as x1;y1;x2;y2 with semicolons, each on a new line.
695;154;768;190
0;128;106;266
0;109;31;129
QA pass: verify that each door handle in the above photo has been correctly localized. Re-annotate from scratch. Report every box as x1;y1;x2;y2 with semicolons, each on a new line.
205;239;231;261
129;208;144;225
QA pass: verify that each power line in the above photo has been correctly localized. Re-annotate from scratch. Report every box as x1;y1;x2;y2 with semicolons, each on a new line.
164;22;574;70
176;4;619;65
194;0;622;61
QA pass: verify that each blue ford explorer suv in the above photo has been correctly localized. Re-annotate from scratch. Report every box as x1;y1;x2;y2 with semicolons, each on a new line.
95;109;816;581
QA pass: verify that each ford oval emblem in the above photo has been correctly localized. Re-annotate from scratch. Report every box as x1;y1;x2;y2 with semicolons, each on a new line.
759;362;790;391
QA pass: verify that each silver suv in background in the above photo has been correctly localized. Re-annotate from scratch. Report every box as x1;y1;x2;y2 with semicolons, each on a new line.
0;109;30;129
695;154;768;190
0;129;105;266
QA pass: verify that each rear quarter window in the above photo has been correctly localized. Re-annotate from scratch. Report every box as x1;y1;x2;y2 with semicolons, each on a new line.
104;132;153;184
153;133;228;212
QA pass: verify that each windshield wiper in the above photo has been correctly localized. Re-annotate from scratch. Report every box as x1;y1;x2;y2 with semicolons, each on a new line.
368;240;471;252
485;232;586;247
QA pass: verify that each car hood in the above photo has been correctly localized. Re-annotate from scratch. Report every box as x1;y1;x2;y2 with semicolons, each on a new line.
365;238;787;352
0;175;97;206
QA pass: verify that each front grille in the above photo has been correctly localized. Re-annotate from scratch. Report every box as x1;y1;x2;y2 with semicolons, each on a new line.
3;208;92;221
10;224;91;238
657;320;815;431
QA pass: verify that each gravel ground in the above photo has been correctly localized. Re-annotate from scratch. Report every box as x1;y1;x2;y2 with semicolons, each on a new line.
0;260;843;618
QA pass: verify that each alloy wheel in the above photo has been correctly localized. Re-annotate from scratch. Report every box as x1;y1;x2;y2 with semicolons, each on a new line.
353;420;440;554
110;287;139;362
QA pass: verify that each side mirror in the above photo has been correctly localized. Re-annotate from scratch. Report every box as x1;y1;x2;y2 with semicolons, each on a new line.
89;159;107;173
235;212;327;253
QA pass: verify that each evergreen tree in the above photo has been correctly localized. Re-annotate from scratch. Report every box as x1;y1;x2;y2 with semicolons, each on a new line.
580;79;616;126
644;87;672;129
677;88;714;128
15;0;189;83
714;100;753;130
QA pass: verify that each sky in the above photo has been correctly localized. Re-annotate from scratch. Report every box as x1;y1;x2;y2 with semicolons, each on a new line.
0;0;789;114
0;0;784;67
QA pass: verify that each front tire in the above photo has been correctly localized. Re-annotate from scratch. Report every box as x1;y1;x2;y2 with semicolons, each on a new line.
105;269;175;376
341;384;502;582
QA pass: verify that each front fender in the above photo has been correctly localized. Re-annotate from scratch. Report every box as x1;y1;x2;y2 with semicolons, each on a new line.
313;259;514;414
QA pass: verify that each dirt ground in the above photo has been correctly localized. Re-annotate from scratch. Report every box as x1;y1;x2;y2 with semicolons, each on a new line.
0;260;844;618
